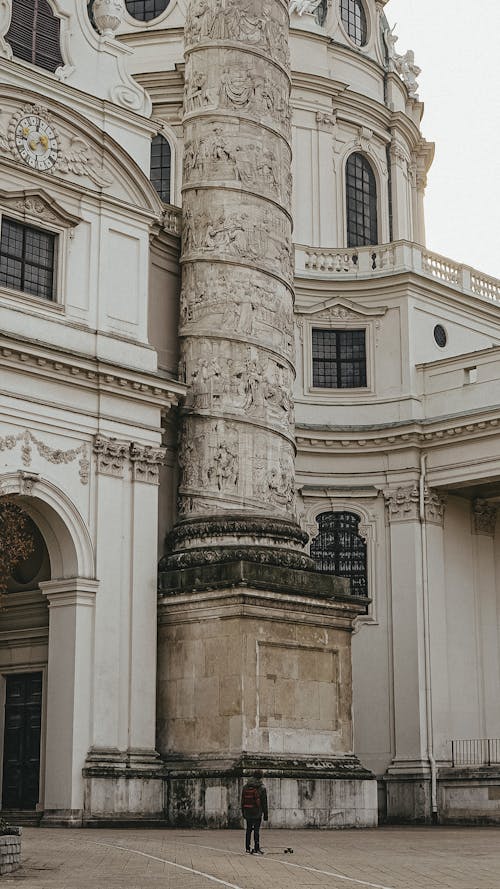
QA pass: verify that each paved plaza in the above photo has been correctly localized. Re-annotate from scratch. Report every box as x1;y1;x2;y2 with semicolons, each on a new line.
4;826;500;889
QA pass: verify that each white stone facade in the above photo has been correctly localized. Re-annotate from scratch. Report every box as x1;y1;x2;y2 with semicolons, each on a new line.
0;0;499;826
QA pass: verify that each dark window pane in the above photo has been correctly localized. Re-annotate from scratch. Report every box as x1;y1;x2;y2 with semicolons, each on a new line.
346;152;377;247
340;0;367;46
0;218;56;301
7;0;63;72
312;328;366;389
150;134;172;203
125;0;169;22
311;511;368;596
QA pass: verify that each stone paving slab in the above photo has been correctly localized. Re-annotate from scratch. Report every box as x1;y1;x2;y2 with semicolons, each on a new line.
3;826;500;889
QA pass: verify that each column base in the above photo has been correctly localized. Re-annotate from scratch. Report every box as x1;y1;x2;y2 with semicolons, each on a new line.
82;749;164;825
164;754;377;828
384;769;433;823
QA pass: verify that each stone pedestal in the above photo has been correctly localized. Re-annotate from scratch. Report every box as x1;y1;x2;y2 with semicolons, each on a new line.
157;563;377;827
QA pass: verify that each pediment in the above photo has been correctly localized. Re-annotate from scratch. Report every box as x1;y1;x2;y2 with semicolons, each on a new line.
297;297;388;322
0;188;82;227
0;90;163;215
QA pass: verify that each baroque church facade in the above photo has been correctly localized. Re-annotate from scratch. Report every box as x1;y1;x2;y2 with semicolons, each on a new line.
1;0;500;828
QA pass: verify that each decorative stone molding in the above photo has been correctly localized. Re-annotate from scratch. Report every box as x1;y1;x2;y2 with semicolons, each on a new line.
0;429;89;484
93;437;166;482
296;414;500;452
93;436;130;478
384;485;419;521
384;485;446;525
1;104;112;188
356;127;373;153
0;337;184;409
316;111;337;133
163;545;314;572
130;444;166;485
92;0;124;37
472;499;497;537
0;188;82;228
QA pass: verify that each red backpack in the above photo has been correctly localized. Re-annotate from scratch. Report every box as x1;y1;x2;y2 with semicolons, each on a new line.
242;785;261;811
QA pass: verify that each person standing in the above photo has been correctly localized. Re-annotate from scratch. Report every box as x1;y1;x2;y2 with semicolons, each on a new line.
241;769;268;854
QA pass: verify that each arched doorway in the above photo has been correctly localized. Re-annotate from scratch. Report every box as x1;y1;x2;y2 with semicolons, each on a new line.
0;503;50;814
0;479;96;822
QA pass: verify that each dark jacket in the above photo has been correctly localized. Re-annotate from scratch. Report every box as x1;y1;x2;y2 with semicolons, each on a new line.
241;778;268;821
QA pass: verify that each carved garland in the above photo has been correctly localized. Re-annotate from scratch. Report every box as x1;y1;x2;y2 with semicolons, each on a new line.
0;429;89;484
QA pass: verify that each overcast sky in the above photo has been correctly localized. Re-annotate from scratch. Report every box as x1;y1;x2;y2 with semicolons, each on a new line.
387;0;500;279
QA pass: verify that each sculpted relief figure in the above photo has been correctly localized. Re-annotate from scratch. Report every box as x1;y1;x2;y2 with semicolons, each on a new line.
184;128;283;199
179;264;294;358
182;203;292;281
185;0;289;65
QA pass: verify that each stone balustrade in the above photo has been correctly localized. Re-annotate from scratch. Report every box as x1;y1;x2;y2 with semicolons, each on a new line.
296;240;500;304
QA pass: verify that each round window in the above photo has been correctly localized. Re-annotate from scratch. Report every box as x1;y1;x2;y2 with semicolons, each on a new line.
125;0;169;22
434;324;447;348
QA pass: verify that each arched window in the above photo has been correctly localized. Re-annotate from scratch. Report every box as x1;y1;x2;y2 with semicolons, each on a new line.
125;0;169;21
310;511;368;597
346;152;378;247
150;135;172;203
7;0;63;73
340;0;368;46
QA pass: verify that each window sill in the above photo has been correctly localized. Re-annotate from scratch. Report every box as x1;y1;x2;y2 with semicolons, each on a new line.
0;286;64;314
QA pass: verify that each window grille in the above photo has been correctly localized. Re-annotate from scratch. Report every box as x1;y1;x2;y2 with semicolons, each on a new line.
346;152;378;247
0;218;56;301
340;0;367;46
310;511;368;597
150;135;172;203
312;328;367;388
7;0;63;72
125;0;169;21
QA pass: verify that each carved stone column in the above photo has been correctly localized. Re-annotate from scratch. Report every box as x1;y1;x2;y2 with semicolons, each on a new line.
157;0;377;829
166;0;307;569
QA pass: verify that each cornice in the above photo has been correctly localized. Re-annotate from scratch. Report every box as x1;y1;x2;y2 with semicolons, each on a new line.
296;410;500;453
0;334;186;408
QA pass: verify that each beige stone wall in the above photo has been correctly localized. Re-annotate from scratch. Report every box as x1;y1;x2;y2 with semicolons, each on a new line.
157;591;354;758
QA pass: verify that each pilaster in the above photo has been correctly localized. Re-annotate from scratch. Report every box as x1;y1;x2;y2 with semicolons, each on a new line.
383;483;447;822
40;578;98;825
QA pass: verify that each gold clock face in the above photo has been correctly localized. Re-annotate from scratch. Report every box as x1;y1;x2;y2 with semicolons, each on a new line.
14;115;59;172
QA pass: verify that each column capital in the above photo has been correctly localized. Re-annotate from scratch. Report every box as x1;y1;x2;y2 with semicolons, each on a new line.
129;443;165;485
93;435;129;478
383;484;446;525
472;498;497;536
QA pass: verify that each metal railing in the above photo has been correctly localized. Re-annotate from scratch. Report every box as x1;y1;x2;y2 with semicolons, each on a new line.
451;739;500;767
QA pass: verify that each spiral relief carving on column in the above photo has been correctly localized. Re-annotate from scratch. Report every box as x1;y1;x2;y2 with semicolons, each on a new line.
168;0;308;567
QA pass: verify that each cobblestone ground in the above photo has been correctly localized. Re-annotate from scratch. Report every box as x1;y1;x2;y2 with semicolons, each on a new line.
4;826;500;889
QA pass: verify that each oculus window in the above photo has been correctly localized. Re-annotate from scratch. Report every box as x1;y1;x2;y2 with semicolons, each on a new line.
7;0;63;72
346;152;378;247
340;0;368;46
150;135;172;203
0;218;56;301
125;0;170;21
311;511;368;597
312;328;367;388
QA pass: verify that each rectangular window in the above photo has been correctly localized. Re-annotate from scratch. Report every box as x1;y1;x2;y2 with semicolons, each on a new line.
0;217;56;301
312;328;367;388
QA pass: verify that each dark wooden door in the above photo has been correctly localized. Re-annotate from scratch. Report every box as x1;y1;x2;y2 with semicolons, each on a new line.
2;673;42;809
